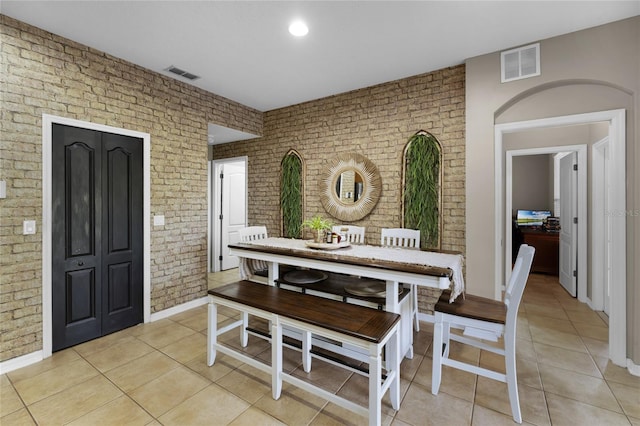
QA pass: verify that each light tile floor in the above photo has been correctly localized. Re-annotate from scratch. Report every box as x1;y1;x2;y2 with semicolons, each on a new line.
2;272;639;425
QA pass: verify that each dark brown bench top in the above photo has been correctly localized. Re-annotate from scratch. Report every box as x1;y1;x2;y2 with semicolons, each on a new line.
208;281;401;344
435;290;506;324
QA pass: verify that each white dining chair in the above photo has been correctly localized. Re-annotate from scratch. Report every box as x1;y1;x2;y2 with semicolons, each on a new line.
381;227;420;248
431;244;535;424
380;228;421;331
332;225;366;244
238;226;268;243
238;226;268;283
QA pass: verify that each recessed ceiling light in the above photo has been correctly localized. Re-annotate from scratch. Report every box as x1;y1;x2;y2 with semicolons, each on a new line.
288;21;308;37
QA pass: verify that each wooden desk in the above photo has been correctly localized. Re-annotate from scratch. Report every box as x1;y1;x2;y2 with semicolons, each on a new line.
521;230;559;275
229;238;465;359
208;281;401;426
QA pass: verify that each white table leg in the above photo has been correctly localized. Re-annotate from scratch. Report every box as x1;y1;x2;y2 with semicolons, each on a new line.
385;280;399;313
241;311;248;347
271;315;283;400
302;330;312;372
268;261;279;286
385;280;413;359
368;345;383;426
207;302;217;366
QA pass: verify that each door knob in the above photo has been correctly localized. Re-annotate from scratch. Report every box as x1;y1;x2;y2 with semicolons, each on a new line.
78;261;84;266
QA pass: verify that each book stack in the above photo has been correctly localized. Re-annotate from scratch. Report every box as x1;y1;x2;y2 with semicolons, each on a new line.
544;217;560;232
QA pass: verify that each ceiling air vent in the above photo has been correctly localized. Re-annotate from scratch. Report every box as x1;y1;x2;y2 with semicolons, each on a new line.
164;65;200;81
501;43;540;83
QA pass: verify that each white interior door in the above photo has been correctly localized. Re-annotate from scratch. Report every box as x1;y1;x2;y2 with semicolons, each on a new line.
220;161;246;270
559;152;577;296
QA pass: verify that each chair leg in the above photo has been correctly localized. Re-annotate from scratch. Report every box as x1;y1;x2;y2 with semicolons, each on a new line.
432;317;443;394
505;337;522;423
412;285;420;332
442;321;451;358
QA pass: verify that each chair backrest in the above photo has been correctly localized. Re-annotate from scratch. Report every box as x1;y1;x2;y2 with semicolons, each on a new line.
238;226;268;243
332;225;365;244
381;228;420;248
504;244;535;330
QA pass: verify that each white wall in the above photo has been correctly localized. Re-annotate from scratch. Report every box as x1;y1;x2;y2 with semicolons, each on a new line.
512;154;551;216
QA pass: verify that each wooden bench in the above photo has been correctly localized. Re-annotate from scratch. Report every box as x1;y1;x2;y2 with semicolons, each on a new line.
207;280;401;426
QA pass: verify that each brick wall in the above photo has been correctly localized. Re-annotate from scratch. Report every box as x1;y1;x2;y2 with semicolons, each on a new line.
213;66;465;249
213;66;466;311
0;16;262;361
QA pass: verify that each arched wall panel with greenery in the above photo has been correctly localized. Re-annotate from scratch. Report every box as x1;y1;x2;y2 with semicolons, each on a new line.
280;150;304;238
402;131;443;249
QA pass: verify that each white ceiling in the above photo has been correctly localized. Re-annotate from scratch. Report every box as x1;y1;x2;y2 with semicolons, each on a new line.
2;1;638;140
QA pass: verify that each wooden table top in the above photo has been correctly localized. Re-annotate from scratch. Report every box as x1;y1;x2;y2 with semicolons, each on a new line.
209;281;401;344
229;239;458;278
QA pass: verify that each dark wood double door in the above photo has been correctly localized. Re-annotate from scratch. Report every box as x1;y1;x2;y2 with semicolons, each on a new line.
52;124;143;351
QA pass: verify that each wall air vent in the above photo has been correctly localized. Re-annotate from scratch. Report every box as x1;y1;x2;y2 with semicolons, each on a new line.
501;43;540;83
164;65;200;81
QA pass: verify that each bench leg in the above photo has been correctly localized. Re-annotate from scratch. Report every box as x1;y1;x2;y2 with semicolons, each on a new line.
369;347;383;426
271;316;283;400
207;303;217;366
302;330;312;373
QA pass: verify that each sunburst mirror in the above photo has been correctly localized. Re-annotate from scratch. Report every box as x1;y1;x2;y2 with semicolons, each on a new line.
320;153;381;221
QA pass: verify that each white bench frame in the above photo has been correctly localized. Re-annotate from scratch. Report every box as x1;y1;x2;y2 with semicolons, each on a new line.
207;294;401;426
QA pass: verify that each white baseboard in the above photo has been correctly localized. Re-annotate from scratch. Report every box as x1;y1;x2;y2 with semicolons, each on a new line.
0;351;44;375
1;297;208;374
627;359;640;377
149;296;208;322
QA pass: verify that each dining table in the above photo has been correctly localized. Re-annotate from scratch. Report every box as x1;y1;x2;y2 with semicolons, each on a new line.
228;237;465;359
229;237;464;358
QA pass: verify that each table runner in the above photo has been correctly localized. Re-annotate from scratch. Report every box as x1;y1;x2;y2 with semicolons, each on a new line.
238;237;465;302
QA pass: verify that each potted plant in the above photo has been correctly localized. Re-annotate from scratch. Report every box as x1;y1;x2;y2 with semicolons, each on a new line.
302;215;332;243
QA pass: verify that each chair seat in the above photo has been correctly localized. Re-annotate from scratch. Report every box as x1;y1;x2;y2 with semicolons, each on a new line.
435;290;506;325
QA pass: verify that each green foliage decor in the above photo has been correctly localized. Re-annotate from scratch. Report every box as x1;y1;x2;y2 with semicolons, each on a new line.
302;215;333;242
403;132;442;249
281;152;303;238
302;215;333;232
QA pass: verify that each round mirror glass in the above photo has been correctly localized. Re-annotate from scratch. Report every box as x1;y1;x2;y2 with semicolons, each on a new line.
334;170;364;204
320;153;381;221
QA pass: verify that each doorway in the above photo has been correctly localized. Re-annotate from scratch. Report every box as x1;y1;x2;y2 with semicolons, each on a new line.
51;124;143;351
495;109;627;366
507;146;585;298
210;157;247;272
42;114;151;359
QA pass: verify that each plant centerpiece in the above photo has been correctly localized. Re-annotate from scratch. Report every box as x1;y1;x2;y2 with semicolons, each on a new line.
302;215;332;243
